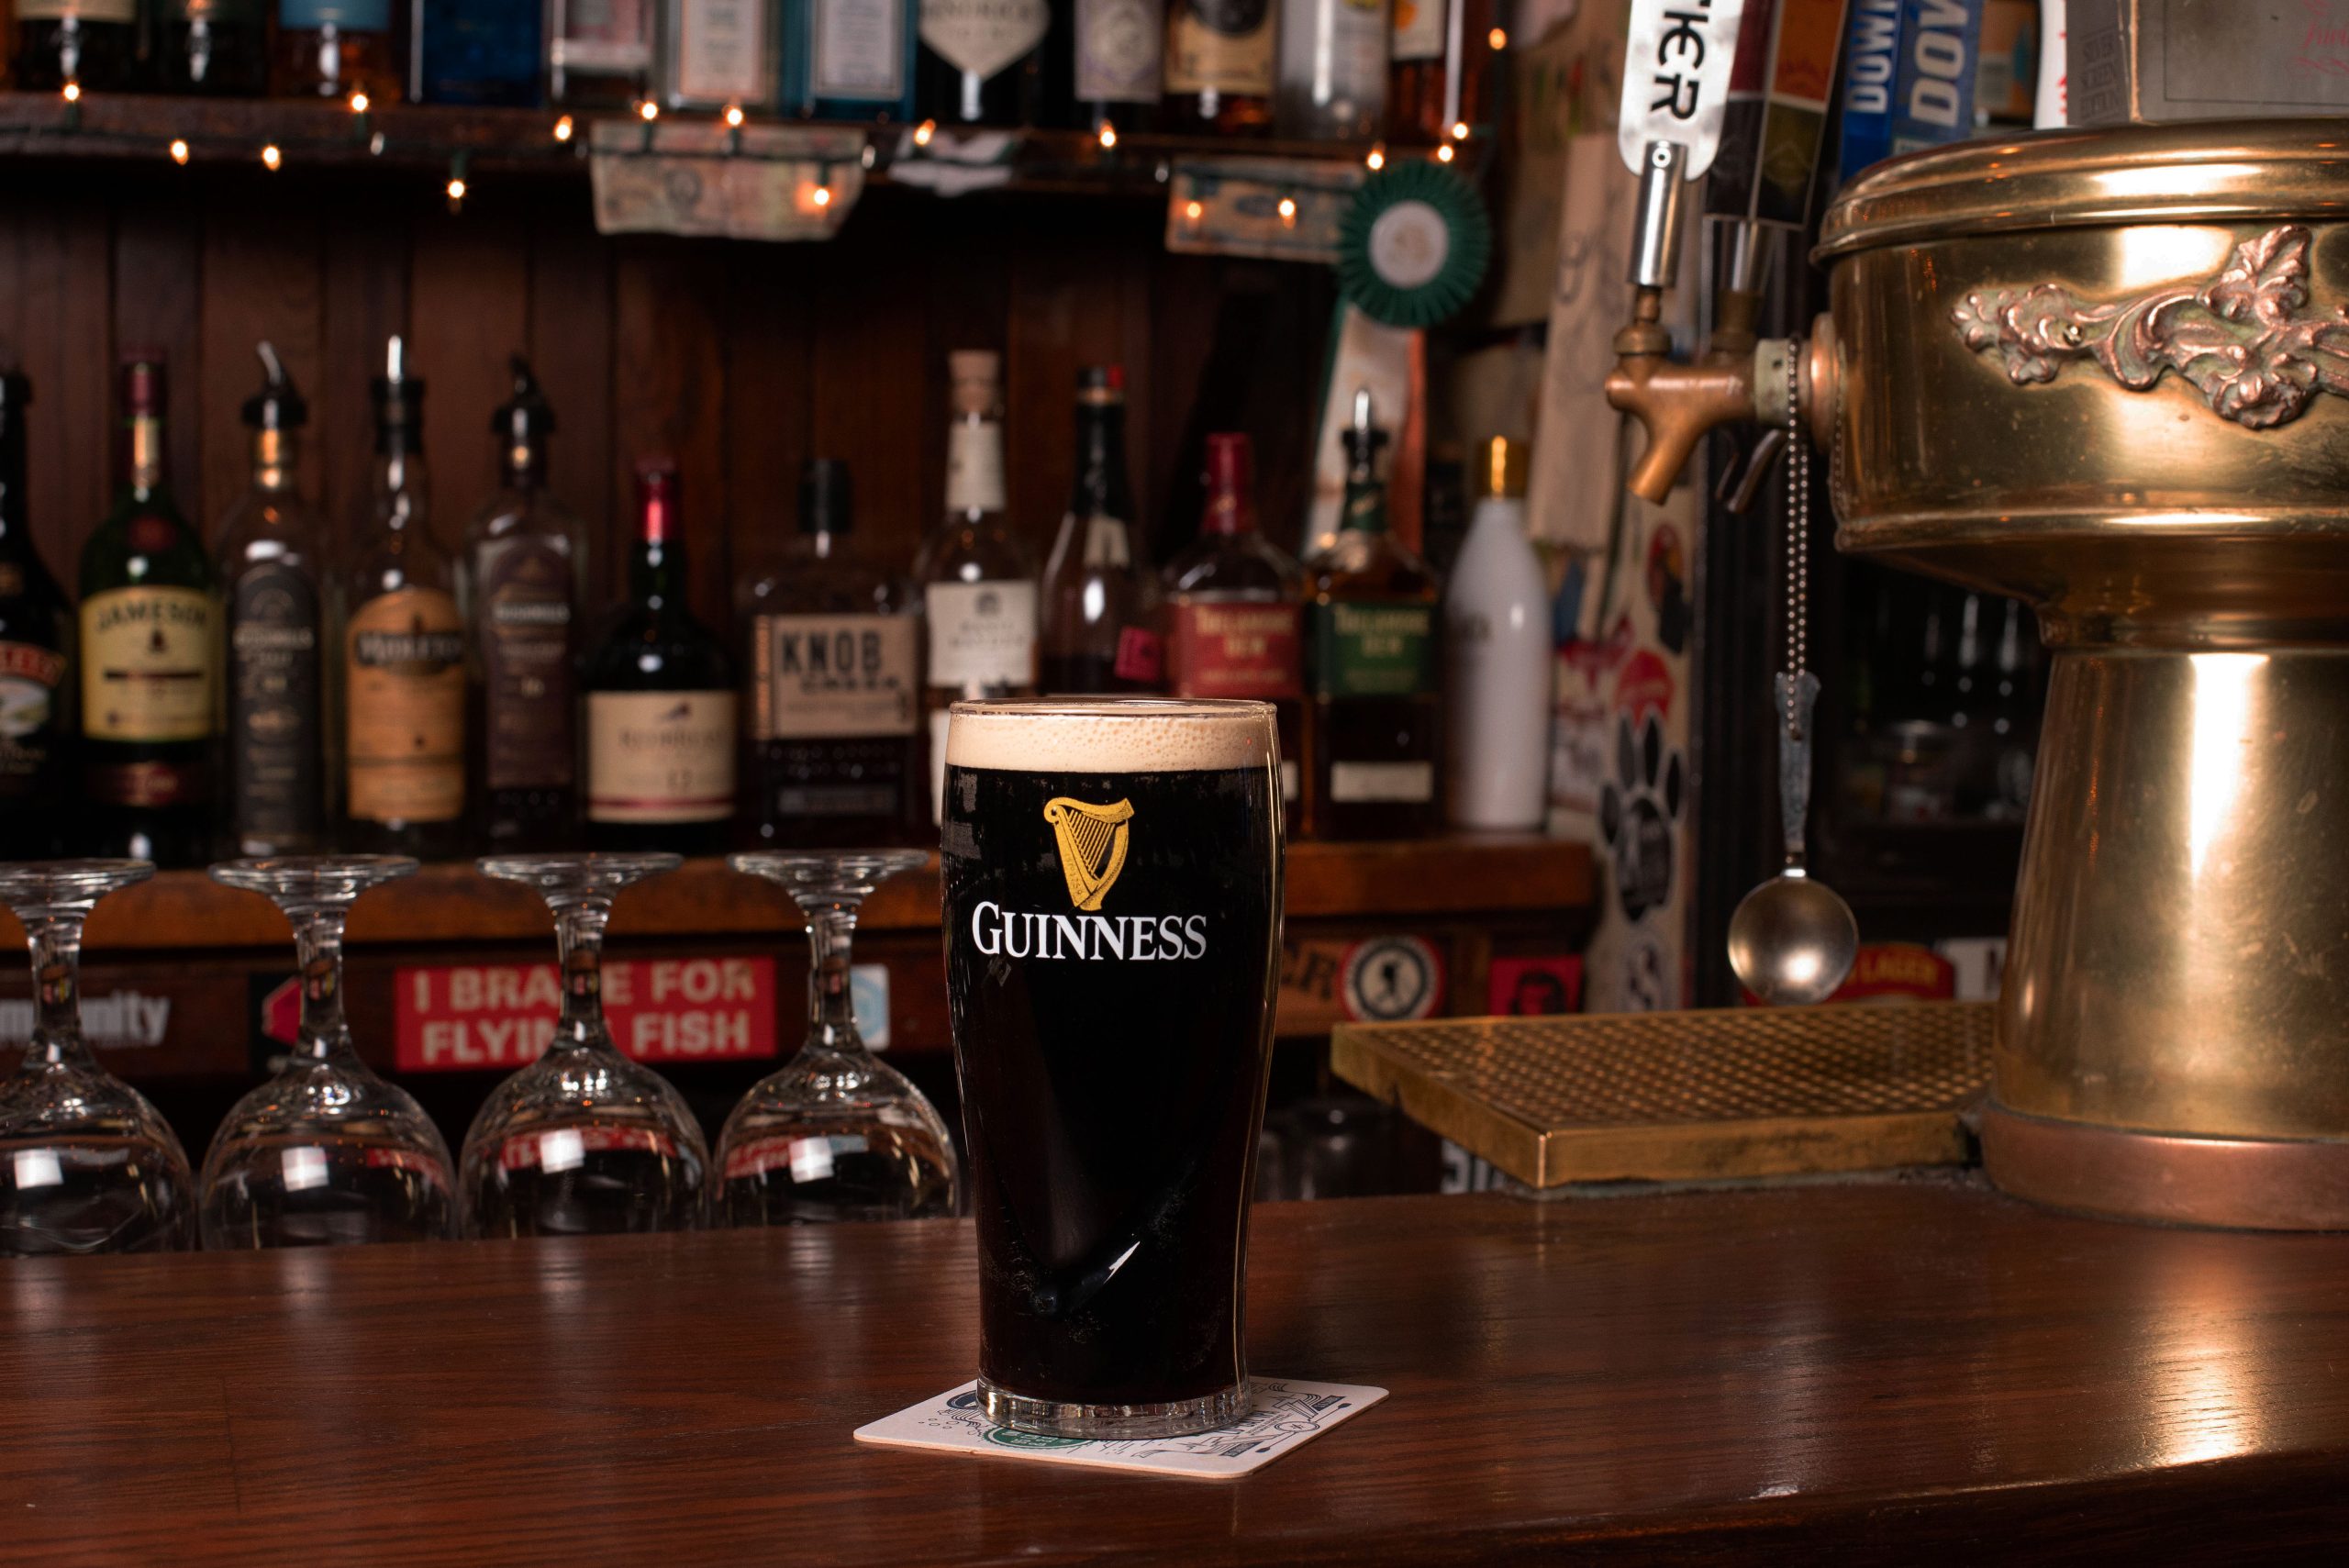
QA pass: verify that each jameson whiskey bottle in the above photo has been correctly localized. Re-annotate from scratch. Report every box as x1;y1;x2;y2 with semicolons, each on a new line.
462;359;587;852
215;344;327;857
1301;388;1441;840
0;374;73;861
914;350;1037;822
341;338;465;860
741;460;922;848
80;355;217;868
584;462;737;856
1161;431;1303;820
1040;366;1161;695
1162;0;1275;133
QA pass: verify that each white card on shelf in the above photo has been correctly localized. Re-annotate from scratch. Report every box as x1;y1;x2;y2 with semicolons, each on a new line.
854;1377;1387;1480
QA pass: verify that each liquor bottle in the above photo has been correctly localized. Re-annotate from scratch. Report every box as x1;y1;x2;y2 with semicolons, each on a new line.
1442;436;1546;830
742;460;922;848
1984;595;2037;822
1301;388;1441;840
78;356;217;867
1387;0;1493;142
915;0;1049;125
1162;0;1275;133
584;462;736;855
548;0;655;106
1040;366;1162;695
462;357;588;852
161;1;272;93
660;0;782;111
1275;0;1386;139
275;0;404;100
914;350;1037;821
1047;0;1161;133
215;344;328;857
785;0;918;120
13;2;139;90
411;0;544;105
0;374;74;862
342;338;465;860
1160;431;1303;819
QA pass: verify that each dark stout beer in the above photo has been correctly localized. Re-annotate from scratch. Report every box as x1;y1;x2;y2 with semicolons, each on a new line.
942;698;1283;1438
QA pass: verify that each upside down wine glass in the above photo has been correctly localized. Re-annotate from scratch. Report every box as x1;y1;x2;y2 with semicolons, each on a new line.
0;861;193;1254
200;857;455;1249
717;851;959;1224
460;853;708;1236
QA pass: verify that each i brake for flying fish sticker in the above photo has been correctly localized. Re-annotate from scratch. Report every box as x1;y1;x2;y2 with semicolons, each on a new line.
1620;0;1751;176
854;1378;1388;1480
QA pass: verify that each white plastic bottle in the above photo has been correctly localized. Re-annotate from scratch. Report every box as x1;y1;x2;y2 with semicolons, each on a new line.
1444;437;1551;828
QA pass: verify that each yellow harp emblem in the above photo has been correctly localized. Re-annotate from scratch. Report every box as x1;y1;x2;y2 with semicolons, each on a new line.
1043;796;1135;910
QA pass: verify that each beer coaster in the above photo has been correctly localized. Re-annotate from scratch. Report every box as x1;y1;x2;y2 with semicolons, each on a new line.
853;1377;1388;1480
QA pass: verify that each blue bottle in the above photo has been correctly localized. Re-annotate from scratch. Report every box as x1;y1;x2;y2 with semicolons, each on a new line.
412;0;545;106
783;0;918;121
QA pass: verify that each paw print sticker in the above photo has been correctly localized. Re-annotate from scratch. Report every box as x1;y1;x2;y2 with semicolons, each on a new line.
1598;710;1684;922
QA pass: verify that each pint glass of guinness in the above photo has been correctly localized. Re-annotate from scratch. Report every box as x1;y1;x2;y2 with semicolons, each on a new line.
941;698;1284;1438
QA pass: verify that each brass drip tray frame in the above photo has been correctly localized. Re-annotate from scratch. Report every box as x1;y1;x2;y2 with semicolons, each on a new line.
1331;1004;1993;1188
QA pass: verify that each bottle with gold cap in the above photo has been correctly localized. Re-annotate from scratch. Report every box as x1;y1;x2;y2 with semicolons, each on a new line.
1443;435;1549;830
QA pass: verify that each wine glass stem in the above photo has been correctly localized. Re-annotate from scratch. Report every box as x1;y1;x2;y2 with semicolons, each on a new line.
290;906;351;1062
555;899;611;1052
26;914;95;1072
807;903;865;1055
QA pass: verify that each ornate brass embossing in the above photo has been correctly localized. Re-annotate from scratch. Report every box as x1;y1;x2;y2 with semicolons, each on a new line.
1953;224;2349;428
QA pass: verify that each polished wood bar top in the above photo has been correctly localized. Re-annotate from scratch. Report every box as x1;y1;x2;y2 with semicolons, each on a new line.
6;1181;2347;1563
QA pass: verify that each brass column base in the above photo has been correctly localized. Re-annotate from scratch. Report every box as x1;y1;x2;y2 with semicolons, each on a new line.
1981;1102;2349;1230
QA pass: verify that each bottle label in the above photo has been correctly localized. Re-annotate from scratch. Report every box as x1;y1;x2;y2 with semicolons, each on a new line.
925;580;1037;688
1075;0;1163;103
277;0;391;28
0;640;67;790
1330;760;1436;802
1168;599;1302;699
551;0;652;71
1165;0;1273;95
80;585;217;744
919;0;1049;82
815;0;907;99
21;1;139;20
752;613;918;740
587;691;736;824
760;737;909;820
945;421;1008;514
673;0;771;100
347;587;465;825
1113;626;1163;684
1390;0;1442;61
477;537;576;793
228;562;323;842
1308;600;1436;698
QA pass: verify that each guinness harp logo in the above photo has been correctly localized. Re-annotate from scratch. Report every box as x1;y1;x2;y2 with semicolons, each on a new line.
1044;797;1135;910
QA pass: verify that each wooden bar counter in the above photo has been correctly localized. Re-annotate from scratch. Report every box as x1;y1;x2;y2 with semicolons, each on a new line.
6;1181;2347;1562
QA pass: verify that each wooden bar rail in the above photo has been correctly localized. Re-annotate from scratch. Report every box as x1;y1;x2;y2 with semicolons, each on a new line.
4;1183;2344;1561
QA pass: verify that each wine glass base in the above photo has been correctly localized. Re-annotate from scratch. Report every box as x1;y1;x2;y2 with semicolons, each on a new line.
979;1378;1249;1440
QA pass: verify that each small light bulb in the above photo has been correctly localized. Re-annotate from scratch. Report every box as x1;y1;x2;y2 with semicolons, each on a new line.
639;100;660;122
169;139;190;165
349;90;370;115
262;143;283;171
1097;122;1118;150
553;115;574;142
1488;26;1507;49
724;105;744;128
61;82;82;104
1451;120;1470;140
1184;199;1204;222
1277;196;1297;226
1436;142;1455;163
914;118;936;147
447;177;467;202
1366;146;1386;171
812;184;832;207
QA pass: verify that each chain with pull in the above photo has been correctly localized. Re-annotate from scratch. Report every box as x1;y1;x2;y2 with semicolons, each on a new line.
1782;346;1810;717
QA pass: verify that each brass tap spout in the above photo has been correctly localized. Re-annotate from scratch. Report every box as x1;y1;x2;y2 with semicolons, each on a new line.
1604;303;1836;504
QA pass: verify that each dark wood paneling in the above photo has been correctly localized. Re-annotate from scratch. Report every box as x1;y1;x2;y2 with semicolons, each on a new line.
406;205;531;554
526;189;616;584
317;184;414;537
610;239;731;629
721;243;812;601
111;188;206;509
809;201;930;573
197;207;324;525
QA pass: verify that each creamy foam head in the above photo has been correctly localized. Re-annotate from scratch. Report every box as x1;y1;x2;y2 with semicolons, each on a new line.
946;699;1276;773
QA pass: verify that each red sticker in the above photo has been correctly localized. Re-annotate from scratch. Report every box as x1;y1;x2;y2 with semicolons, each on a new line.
395;957;779;1072
1113;626;1164;684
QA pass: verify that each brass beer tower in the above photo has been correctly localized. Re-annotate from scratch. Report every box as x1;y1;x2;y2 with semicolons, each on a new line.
1609;121;2349;1229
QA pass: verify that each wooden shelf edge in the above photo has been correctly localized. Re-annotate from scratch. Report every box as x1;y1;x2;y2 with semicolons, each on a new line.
41;835;1592;954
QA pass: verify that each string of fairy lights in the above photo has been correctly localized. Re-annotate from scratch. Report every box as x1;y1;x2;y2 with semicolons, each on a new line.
31;32;1505;225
